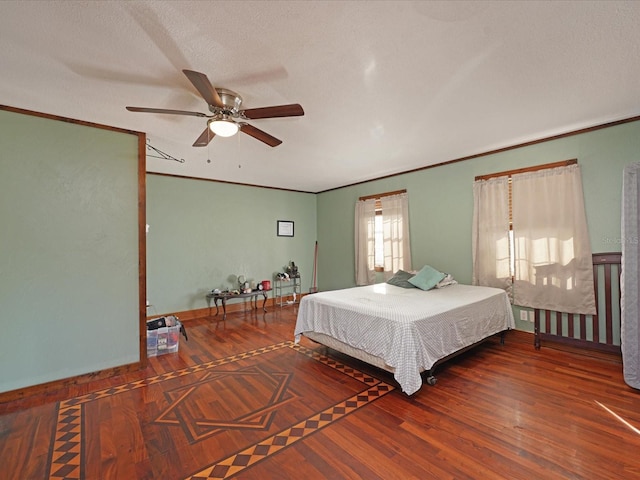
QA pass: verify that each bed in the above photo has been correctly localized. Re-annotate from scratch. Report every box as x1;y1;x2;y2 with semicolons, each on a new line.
294;281;515;395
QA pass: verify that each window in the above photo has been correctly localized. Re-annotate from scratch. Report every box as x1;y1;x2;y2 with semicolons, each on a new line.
374;210;384;270
472;159;596;315
355;190;412;285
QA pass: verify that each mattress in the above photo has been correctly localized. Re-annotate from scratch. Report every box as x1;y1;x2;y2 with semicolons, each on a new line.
294;283;515;394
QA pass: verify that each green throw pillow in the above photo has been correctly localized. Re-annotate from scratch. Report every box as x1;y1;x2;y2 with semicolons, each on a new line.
409;265;446;291
386;270;416;289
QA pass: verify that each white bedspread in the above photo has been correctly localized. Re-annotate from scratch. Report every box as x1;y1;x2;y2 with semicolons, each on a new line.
294;283;515;395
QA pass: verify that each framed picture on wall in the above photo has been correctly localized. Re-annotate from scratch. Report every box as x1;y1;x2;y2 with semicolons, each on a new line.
277;220;294;237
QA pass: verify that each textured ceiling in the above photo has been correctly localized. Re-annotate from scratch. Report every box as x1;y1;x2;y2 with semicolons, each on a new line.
2;1;640;192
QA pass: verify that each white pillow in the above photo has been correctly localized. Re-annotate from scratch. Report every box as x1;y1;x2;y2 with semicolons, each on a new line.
436;273;458;288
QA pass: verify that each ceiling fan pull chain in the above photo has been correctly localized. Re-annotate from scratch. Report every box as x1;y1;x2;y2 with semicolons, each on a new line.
236;131;241;168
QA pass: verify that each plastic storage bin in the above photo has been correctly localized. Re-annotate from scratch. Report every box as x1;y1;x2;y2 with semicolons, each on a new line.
146;315;182;357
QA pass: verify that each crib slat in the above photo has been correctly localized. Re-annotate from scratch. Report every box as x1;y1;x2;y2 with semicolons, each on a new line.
604;263;613;345
592;261;600;343
545;310;551;336
568;313;574;338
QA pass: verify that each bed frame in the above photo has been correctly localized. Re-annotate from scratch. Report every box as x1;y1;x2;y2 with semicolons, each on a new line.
534;252;622;354
306;329;507;387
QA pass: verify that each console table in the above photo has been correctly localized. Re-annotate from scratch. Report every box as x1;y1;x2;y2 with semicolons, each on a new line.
206;290;271;320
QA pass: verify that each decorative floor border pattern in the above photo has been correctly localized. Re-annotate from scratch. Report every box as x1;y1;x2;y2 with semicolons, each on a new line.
47;342;395;479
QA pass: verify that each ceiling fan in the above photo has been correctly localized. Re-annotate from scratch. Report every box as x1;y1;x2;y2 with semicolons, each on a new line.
126;69;304;147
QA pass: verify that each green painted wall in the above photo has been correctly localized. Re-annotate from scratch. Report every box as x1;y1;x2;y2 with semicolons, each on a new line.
146;175;317;316
0;109;140;393
316;120;640;331
3;109;635;394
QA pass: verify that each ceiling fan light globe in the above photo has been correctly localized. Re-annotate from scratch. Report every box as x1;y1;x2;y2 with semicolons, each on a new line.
209;119;239;137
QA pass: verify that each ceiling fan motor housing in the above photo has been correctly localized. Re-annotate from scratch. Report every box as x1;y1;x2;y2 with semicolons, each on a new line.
212;88;243;116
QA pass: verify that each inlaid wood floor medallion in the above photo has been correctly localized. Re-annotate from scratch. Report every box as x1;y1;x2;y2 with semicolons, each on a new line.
47;342;394;479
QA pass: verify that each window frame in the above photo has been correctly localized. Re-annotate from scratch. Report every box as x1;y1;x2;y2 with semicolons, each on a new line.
358;189;407;273
374;207;383;272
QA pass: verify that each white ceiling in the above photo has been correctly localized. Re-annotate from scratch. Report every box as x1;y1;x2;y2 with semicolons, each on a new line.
2;1;640;193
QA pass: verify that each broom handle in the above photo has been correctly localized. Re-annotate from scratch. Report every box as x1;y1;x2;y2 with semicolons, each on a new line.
312;241;318;289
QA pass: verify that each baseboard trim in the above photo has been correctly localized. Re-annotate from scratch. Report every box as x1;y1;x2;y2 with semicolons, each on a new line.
0;361;141;404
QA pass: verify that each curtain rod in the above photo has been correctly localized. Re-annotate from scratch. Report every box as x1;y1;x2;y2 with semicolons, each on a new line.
359;189;407;202
475;159;577;182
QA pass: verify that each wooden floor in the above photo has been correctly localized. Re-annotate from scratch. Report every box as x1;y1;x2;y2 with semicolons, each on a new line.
1;306;640;479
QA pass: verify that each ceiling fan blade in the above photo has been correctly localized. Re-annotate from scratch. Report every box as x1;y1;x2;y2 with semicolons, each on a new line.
182;69;224;108
242;103;304;120
126;106;207;117
193;127;215;147
240;124;282;147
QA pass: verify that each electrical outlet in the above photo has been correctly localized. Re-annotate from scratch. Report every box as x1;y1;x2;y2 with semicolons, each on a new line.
520;310;527;321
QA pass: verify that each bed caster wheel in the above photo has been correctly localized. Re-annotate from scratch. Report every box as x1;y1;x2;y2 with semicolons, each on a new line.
426;376;437;386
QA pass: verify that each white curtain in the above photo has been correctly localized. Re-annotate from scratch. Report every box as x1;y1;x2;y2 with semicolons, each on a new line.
380;193;412;280
354;198;376;285
621;162;640;390
472;176;512;294
511;164;596;315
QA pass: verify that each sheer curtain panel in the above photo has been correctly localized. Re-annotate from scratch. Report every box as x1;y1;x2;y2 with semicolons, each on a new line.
511;164;596;315
472;176;512;293
354;198;376;285
380;193;412;280
621;162;640;390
